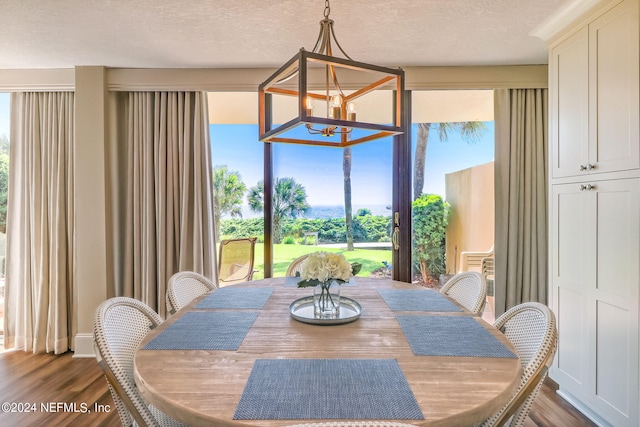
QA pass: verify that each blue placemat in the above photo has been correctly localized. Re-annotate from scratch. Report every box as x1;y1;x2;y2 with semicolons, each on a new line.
194;287;273;309
396;315;517;358
377;289;462;312
233;359;424;420
284;277;358;287
142;311;259;350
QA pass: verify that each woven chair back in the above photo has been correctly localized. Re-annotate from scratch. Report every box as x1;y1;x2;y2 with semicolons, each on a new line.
166;271;216;314
440;271;487;315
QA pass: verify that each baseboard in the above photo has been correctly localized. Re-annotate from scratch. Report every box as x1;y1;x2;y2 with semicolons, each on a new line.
73;333;96;358
556;389;612;427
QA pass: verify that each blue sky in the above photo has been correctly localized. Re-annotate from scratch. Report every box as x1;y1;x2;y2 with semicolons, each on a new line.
211;122;494;207
0;93;9;138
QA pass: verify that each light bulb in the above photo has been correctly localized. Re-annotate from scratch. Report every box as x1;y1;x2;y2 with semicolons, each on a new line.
331;95;342;119
347;102;356;121
305;98;313;117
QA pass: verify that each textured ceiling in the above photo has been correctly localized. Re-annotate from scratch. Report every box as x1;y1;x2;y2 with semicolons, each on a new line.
0;0;565;70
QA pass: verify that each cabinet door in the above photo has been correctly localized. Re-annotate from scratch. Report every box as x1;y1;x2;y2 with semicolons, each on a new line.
588;0;640;175
551;28;589;179
550;183;591;393
590;178;639;426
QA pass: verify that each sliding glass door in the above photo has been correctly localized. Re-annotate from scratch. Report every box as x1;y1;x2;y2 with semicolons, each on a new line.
269;137;395;279
209;91;414;282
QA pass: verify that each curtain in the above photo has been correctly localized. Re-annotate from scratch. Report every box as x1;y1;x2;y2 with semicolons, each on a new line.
108;91;215;317
4;92;74;354
494;88;548;317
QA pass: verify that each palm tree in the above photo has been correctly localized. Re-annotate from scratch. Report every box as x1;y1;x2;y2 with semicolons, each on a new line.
212;165;246;241
247;177;310;243
413;122;488;200
343;147;354;251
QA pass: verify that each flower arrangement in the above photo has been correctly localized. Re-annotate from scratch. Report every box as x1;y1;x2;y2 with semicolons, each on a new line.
296;252;362;288
296;252;362;317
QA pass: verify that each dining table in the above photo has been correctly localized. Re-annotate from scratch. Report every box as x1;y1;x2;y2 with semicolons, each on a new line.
134;277;521;427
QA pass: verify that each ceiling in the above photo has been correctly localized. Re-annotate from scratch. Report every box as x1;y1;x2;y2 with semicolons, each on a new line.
0;0;566;70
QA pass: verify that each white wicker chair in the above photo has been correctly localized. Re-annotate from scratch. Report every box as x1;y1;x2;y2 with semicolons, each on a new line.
286;254;310;277
166;271;217;315
440;271;487;315
286;423;418;427
93;297;187;427
477;302;558;427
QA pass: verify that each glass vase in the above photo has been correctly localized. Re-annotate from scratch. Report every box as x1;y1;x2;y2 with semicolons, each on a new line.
313;280;341;318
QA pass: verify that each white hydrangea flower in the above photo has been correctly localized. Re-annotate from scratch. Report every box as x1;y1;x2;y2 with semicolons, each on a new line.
298;251;354;285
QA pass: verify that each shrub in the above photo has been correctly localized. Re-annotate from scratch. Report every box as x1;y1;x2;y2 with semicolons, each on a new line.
220;218;264;239
355;215;392;242
412;194;449;281
282;235;296;245
220;214;392;244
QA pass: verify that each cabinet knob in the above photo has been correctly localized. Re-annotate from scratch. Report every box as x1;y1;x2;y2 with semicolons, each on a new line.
587;163;595;170
580;184;595;191
579;165;587;171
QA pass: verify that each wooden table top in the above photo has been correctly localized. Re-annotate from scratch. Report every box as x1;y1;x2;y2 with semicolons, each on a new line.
134;278;521;427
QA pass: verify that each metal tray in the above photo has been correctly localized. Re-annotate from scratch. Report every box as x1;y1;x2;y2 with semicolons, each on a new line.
289;296;362;325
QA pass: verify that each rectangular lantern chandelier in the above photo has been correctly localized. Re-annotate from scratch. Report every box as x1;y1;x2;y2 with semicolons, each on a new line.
258;1;406;148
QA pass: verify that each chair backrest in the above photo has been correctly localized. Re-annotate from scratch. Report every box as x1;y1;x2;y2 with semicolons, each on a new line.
459;245;494;272
93;297;163;427
440;271;487;315
166;271;217;315
481;256;495;296
218;237;257;287
480;302;558;427
286;254;310;277
481;256;495;279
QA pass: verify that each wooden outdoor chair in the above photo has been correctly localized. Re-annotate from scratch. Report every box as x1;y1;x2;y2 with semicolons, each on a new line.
217;237;257;287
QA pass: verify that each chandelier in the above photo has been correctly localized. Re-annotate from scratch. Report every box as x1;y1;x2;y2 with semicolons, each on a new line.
258;0;406;147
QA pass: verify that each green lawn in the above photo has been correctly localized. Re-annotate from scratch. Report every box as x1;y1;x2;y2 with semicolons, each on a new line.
252;243;392;279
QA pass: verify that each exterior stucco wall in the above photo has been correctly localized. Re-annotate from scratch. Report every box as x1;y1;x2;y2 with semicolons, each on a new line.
444;161;494;273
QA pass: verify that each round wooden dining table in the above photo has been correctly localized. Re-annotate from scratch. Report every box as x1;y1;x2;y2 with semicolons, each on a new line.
134;277;521;427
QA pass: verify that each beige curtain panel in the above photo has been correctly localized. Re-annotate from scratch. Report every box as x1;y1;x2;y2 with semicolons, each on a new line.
108;91;215;317
4;92;75;354
494;88;548;317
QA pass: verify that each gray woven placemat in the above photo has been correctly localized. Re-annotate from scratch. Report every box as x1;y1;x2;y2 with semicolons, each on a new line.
377;289;462;312
284;277;358;287
194;287;273;309
396;315;517;358
142;311;259;350
233;359;424;420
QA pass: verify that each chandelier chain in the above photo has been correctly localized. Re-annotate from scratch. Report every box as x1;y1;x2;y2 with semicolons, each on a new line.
324;0;331;18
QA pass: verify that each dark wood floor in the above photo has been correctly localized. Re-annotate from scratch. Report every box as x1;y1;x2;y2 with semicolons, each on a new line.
0;350;596;427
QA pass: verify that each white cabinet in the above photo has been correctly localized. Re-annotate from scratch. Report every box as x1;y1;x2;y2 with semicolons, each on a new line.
551;0;639;179
549;0;640;426
551;179;639;426
551;27;589;178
